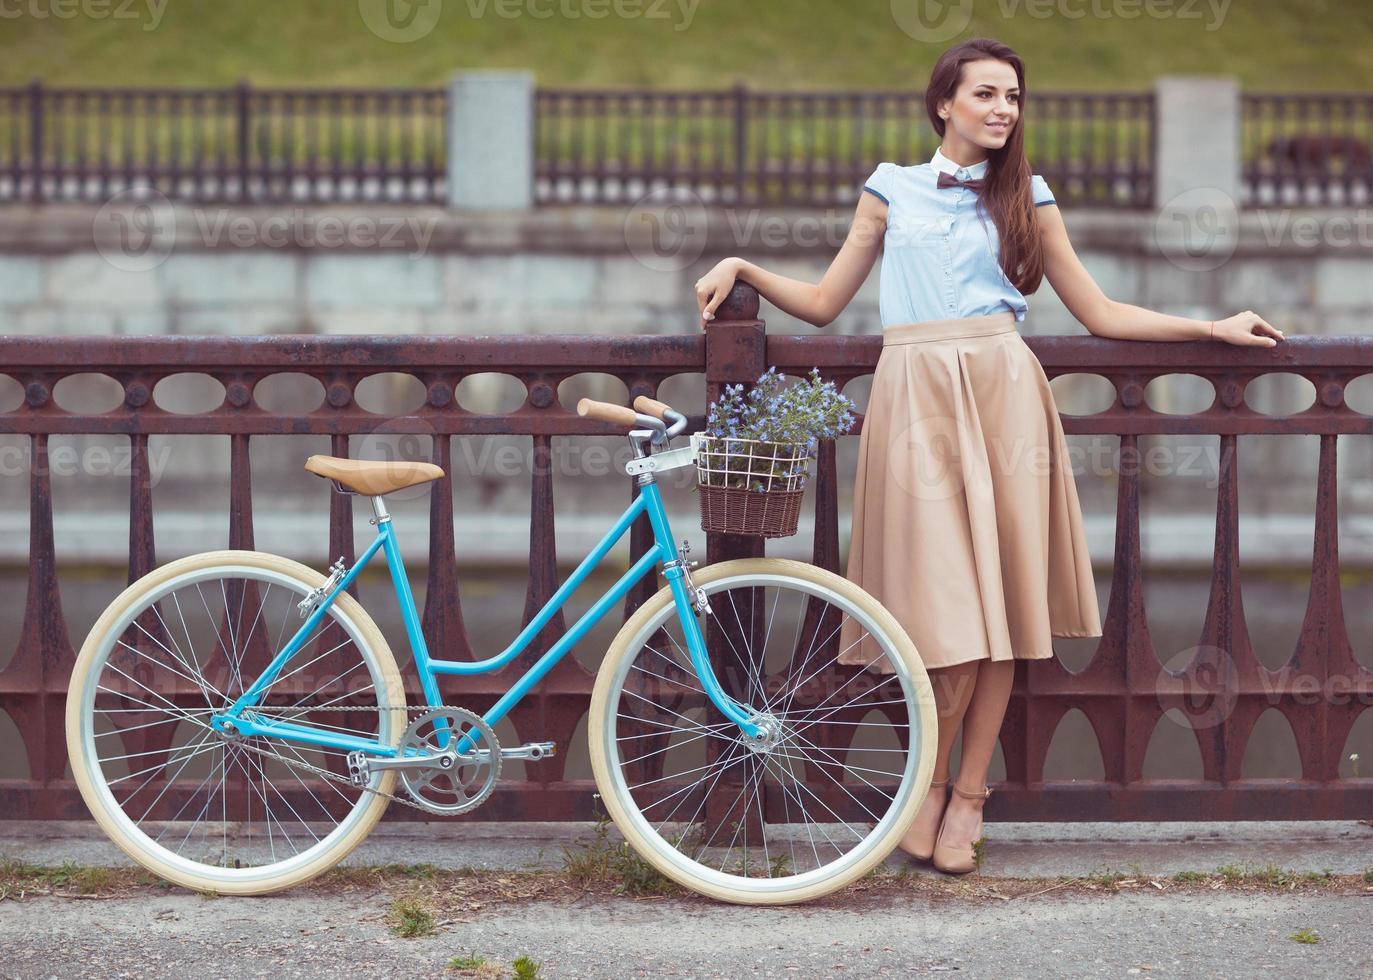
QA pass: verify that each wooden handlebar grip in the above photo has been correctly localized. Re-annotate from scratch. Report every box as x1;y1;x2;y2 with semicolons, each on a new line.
632;395;674;420
577;398;639;427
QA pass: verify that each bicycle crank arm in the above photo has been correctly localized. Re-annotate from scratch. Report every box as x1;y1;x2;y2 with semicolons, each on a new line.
385;742;556;765
349;749;459;781
347;742;556;786
372;751;460;772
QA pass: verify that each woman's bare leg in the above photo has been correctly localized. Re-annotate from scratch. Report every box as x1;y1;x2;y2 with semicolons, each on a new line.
898;659;979;855
939;658;1016;852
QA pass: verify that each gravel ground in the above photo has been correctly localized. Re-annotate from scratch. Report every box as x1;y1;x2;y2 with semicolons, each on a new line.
2;819;1371;978
1;885;1370;979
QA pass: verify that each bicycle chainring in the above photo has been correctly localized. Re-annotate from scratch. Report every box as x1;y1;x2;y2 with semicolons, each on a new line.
398;707;501;816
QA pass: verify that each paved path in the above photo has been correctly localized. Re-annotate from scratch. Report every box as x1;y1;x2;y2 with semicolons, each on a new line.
1;887;1369;979
1;820;1371;978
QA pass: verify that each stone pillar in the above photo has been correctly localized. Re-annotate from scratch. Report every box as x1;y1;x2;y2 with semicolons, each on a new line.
447;70;535;210
1152;76;1241;206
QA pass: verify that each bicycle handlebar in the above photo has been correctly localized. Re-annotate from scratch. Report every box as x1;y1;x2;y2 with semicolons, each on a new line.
632;395;673;420
577;397;688;446
576;398;639;427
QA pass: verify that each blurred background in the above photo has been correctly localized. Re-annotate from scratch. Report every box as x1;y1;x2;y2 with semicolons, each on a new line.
0;0;1370;792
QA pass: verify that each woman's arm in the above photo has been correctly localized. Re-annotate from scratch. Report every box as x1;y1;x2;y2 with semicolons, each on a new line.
693;193;887;329
1038;204;1285;347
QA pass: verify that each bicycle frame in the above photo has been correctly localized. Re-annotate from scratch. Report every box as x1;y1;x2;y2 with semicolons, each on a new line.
210;475;765;758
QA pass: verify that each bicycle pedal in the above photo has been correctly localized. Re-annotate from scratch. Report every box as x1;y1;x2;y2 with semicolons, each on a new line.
346;750;370;787
501;741;556;761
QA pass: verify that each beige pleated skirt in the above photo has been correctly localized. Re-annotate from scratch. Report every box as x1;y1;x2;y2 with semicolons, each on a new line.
837;311;1102;673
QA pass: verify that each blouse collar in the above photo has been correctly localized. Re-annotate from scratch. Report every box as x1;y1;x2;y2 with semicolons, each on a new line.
931;147;990;181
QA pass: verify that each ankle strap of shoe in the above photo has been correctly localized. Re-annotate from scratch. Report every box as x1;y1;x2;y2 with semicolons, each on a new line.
951;782;991;800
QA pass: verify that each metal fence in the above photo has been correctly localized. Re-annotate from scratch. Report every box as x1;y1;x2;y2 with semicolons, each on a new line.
2;285;1370;823
0;82;1157;208
1242;91;1373;207
535;86;1155;208
5;82;1373;209
0;81;448;204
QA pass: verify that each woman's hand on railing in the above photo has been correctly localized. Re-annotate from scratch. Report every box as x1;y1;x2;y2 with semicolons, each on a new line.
694;258;742;327
1213;310;1286;347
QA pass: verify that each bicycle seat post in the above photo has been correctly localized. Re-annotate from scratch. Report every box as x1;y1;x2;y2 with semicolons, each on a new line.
369;495;391;525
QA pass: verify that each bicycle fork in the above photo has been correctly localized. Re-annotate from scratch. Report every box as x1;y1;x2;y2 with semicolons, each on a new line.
631;466;773;747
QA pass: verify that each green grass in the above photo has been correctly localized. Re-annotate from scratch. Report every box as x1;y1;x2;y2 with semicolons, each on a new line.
446;951;539;979
389;895;438;938
448;952;488;970
447;951;503;977
388;862;442;879
558;794;682;898
1290;927;1321;944
2;0;1370;90
0;857;123;896
1203;862;1340;888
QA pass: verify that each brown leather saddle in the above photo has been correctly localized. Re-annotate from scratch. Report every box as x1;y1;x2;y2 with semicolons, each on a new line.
304;455;444;496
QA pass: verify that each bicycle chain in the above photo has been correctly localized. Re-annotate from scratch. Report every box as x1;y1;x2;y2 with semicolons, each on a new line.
218;703;491;814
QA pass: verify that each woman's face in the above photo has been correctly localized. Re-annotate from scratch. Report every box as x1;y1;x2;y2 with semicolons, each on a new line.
937;58;1021;156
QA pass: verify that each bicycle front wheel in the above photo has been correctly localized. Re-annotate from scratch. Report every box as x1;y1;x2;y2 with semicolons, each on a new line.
66;550;405;895
589;557;937;905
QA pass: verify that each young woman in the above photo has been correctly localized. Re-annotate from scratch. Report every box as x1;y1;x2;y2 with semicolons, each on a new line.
692;37;1284;875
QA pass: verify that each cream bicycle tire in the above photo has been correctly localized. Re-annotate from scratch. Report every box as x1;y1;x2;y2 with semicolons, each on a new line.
66;550;404;896
589;557;938;905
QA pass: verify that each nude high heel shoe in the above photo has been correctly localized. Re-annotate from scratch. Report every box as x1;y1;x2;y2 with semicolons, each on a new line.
932;781;992;874
897;777;949;862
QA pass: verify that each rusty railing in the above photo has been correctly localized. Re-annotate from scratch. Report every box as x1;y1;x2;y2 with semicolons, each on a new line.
1;285;1371;822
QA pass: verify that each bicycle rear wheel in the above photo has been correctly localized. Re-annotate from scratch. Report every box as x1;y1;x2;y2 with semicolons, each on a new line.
589;557;937;905
66;550;404;895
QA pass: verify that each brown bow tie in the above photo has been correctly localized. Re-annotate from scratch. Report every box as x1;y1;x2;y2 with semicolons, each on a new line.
937;170;985;191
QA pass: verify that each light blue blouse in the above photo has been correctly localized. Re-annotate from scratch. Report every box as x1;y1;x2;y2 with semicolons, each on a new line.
862;148;1057;328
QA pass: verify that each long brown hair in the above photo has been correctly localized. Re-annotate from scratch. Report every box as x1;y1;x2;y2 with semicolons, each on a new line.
924;38;1044;295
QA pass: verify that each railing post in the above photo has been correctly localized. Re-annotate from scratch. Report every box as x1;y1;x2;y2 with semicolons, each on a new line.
702;280;767;568
700;279;767;840
235;79;251;201
28;79;42;204
732;82;748;204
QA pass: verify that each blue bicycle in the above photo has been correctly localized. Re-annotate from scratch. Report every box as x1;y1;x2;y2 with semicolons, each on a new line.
67;396;936;904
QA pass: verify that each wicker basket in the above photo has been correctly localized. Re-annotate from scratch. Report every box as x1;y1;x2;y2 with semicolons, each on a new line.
695;435;813;538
